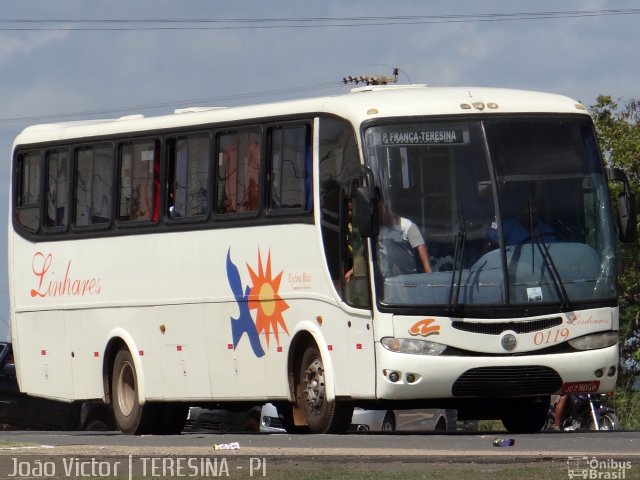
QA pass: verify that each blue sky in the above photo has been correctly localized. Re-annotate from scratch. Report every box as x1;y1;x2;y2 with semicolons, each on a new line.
1;0;639;339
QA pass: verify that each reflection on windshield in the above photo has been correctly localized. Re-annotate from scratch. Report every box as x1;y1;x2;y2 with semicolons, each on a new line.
364;117;617;311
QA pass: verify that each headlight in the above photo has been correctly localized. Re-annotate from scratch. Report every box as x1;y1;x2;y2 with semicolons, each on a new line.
381;337;446;355
568;331;618;351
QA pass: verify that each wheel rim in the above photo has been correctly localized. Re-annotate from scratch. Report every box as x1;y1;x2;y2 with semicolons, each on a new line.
381;420;394;431
302;357;326;414
599;415;615;430
117;360;136;417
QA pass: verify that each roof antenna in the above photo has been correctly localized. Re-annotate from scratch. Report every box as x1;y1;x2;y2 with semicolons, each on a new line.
342;67;399;86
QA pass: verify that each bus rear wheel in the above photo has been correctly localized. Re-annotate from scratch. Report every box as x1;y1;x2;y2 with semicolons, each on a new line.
296;346;353;434
111;348;155;434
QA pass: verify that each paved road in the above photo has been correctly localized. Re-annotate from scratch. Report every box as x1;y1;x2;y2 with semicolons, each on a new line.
0;431;638;479
0;430;638;459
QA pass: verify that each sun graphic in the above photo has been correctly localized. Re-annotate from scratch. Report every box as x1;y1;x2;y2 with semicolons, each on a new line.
246;249;289;348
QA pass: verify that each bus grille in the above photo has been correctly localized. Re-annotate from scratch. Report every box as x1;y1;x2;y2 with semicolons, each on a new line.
451;317;563;335
452;366;562;397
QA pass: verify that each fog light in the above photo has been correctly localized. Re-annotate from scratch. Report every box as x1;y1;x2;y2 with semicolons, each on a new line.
608;366;617;377
594;369;604;378
406;373;416;383
388;371;400;382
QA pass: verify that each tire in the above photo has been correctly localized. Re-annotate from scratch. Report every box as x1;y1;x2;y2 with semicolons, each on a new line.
83;418;112;432
275;402;309;434
381;411;396;432
297;346;353;433
542;410;555;432
593;411;620;431
79;403;116;431
434;417;447;432
111;348;156;435
155;403;189;435
501;396;550;434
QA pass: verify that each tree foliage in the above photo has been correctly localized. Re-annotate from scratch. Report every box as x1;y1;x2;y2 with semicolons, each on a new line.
589;95;640;428
590;95;640;186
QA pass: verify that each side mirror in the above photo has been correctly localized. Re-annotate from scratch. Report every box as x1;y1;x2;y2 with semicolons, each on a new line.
477;180;492;197
607;167;638;243
1;362;16;377
355;187;378;237
355;167;379;238
0;342;8;368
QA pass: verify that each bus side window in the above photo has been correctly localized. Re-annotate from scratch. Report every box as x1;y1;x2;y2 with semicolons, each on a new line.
118;140;159;223
217;129;261;214
167;135;210;219
15;151;42;233
269;124;311;211
319;117;370;308
45;149;69;229
343;184;370;308
75;145;114;227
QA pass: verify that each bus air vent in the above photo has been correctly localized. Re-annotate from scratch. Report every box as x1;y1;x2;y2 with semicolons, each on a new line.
451;317;562;335
452;365;562;397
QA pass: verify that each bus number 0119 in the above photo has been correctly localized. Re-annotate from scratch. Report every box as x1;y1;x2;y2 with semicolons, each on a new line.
533;328;570;346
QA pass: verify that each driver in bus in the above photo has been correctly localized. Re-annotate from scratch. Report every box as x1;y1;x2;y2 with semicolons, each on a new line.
377;199;432;276
489;201;556;246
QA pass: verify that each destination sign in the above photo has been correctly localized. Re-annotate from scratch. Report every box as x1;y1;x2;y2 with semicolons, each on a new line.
381;128;468;146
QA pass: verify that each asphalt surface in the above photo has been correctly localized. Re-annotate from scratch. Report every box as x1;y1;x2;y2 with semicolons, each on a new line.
0;431;638;479
0;430;638;460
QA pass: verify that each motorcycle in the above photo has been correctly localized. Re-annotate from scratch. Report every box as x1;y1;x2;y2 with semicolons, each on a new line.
545;394;620;431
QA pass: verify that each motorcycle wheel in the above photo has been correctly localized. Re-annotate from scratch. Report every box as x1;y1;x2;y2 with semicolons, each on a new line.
594;412;620;431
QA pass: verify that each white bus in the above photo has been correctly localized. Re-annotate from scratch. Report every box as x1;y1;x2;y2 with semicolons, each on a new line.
9;84;636;434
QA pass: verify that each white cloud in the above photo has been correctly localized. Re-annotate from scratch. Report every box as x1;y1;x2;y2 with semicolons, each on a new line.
0;31;68;67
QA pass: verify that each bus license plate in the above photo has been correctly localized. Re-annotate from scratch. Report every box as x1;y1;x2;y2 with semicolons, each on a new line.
561;381;600;394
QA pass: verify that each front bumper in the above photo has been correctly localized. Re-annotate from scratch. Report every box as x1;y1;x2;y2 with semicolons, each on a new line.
375;343;618;399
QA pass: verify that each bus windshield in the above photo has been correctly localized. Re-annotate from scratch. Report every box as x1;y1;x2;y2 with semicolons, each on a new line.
364;116;617;312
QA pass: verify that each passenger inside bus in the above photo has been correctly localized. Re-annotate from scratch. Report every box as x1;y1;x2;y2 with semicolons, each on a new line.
343;198;371;307
377;199;432;276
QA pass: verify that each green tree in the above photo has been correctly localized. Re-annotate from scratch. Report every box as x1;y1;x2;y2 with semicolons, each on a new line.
590;95;640;186
590;95;640;429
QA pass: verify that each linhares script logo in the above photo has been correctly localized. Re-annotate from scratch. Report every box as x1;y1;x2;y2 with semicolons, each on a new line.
30;252;102;298
409;318;441;337
226;248;289;358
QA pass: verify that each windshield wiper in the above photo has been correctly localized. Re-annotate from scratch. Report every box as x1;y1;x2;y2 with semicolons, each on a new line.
533;234;572;310
447;212;468;315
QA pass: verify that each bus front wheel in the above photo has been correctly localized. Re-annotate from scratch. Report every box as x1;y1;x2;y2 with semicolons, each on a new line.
296;346;353;434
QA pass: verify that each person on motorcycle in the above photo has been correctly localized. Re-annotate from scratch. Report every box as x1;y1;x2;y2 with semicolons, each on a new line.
552;394;570;430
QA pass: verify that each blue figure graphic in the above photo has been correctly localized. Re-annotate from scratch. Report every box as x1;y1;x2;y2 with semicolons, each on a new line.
226;249;265;358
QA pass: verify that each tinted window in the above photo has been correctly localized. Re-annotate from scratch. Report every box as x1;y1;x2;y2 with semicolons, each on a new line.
270;125;311;211
75;145;113;226
118;140;159;222
16;152;42;232
45;149;69;229
217;129;261;214
167;135;210;219
319;117;369;307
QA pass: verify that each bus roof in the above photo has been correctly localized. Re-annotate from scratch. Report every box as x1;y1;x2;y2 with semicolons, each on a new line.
14;85;589;147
